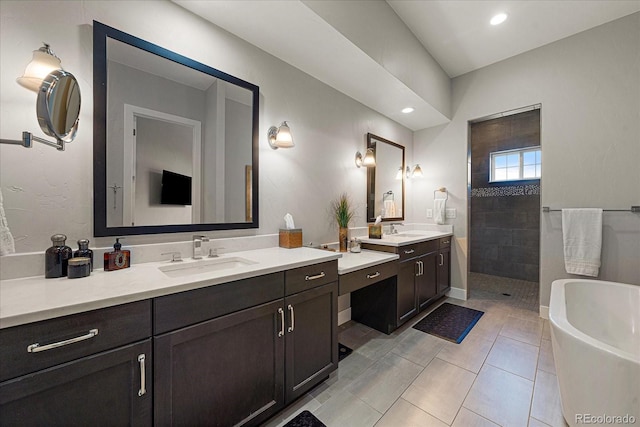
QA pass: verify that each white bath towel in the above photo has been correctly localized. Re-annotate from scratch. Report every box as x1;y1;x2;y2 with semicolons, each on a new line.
384;200;396;218
434;198;446;225
562;208;602;277
0;189;16;255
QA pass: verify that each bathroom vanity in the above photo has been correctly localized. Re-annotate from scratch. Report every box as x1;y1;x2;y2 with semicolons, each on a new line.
0;248;339;427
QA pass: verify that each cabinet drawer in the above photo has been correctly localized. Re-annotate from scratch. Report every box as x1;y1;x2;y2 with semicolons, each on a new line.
154;272;284;334
398;240;438;261
0;300;151;382
339;261;397;295
439;237;452;248
285;260;338;296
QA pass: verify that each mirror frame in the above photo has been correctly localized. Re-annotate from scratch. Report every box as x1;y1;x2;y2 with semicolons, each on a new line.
93;21;259;237
366;133;405;223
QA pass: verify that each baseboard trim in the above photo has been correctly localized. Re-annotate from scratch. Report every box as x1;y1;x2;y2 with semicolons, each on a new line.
338;308;351;325
446;287;467;300
539;305;549;319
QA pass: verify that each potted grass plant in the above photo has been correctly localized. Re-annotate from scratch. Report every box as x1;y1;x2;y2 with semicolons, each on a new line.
332;193;355;252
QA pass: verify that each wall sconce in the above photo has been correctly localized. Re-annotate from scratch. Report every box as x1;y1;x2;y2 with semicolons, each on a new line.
403;164;424;180
267;121;294;149
0;43;81;151
16;43;62;92
355;148;375;168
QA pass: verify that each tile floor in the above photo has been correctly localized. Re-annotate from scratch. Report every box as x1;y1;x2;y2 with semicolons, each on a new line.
264;296;569;427
468;272;539;312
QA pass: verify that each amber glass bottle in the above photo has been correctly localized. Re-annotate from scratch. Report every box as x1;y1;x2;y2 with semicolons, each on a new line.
104;238;130;271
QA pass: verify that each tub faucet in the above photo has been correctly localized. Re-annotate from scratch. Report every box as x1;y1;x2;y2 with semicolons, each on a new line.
192;235;209;259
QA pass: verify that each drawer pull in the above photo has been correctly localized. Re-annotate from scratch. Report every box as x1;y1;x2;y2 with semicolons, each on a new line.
27;328;99;353
305;272;326;281
442;240;450;245
288;304;295;333
137;354;146;396
366;272;381;279
278;308;285;337
403;249;415;255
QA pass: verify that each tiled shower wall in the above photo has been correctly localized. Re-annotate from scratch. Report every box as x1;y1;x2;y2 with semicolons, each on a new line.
470;109;540;282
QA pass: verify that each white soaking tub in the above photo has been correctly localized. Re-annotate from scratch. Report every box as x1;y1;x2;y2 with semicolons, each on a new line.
549;279;639;427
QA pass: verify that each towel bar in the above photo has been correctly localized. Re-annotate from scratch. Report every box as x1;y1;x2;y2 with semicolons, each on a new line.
542;206;640;213
434;187;448;200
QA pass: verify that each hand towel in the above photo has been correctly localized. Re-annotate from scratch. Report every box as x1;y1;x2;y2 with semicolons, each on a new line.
384;200;396;218
0;189;16;255
562;208;602;277
434;198;446;225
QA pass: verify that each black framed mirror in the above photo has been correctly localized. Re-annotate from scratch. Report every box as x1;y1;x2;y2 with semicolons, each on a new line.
366;133;405;222
93;21;259;236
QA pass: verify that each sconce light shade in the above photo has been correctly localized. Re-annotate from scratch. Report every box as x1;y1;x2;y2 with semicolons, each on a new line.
268;121;294;149
16;44;62;92
412;164;423;178
355;148;376;168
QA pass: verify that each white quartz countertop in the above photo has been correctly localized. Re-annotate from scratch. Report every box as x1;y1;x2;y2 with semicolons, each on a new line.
337;250;399;275
0;246;341;329
359;230;453;247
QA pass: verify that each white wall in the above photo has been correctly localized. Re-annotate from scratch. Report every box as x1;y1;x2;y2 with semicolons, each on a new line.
0;0;411;254
412;13;640;305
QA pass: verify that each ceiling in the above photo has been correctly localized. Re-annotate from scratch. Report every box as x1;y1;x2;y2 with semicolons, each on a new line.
174;1;640;131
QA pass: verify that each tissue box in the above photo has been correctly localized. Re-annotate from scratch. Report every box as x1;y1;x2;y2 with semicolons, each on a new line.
368;224;382;239
279;229;302;248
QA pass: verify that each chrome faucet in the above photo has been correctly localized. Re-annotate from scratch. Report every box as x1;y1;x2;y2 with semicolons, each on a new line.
192;235;209;259
389;223;404;234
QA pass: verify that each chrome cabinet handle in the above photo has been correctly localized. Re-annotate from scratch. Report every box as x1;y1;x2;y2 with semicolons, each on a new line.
366;271;381;279
137;354;146;396
439;254;444;266
419;261;424;276
404;249;415;255
278;308;285;337
288;304;295;333
27;328;99;353
305;272;326;281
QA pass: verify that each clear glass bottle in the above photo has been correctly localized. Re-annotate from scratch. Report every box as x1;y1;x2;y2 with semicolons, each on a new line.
45;234;73;278
74;239;93;271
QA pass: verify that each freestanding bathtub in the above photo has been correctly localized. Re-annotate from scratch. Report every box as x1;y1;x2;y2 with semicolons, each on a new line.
550;279;639;427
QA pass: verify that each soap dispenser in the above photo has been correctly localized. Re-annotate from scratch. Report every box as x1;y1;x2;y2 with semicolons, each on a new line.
104;238;130;271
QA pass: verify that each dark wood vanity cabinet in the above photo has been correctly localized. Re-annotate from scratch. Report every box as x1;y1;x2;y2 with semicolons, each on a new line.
0;301;153;426
437;237;451;295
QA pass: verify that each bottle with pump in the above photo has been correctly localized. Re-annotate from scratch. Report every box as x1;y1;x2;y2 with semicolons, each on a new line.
45;234;73;278
74;239;94;271
104;238;130;271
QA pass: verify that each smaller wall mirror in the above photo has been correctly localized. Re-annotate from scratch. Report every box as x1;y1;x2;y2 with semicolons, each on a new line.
37;70;81;143
366;133;405;222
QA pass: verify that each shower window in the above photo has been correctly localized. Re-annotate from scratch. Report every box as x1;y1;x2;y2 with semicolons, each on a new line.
490;147;541;182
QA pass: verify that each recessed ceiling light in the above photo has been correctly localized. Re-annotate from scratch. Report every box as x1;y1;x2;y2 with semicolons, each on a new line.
490;13;507;26
401;107;415;114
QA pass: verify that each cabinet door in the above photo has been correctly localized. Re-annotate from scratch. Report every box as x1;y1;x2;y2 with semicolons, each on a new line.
397;260;418;326
0;340;152;427
285;282;338;403
417;252;438;310
154;299;285;427
437;247;451;294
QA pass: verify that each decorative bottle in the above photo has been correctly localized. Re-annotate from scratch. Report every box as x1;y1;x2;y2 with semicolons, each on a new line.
74;239;94;271
104;238;130;271
45;234;73;278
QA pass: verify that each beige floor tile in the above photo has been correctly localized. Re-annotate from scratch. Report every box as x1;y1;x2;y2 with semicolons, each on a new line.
468;309;510;341
452;408;500;427
375;398;449;427
485;335;539;380
402;358;476;425
436;332;494;373
392;328;446;367
346;352;423;413
463;364;534;427
500;315;543;346
542;319;552;340
310;351;376;403
538;339;556;374
314;389;382;427
509;306;544;323
529;417;552;427
355;330;402;361
531;370;567;427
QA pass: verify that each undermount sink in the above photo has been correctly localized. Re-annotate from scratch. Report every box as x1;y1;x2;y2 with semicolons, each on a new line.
159;257;257;278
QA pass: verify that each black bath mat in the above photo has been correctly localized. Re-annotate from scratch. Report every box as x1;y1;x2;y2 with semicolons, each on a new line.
338;343;353;361
413;303;484;344
283;410;326;427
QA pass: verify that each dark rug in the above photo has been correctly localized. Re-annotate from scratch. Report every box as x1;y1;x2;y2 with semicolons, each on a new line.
283;410;326;427
413;303;484;344
338;343;353;361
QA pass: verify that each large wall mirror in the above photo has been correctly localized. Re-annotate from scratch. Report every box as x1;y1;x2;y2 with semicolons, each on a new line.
93;21;259;236
366;133;405;222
